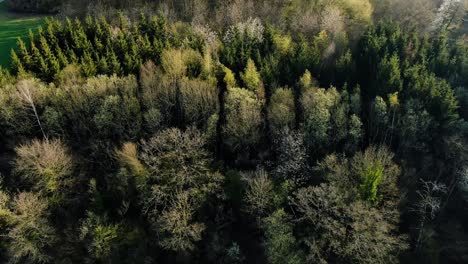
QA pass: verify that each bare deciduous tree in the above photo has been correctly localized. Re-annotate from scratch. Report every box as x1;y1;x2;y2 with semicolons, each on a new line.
412;179;448;248
16;79;48;141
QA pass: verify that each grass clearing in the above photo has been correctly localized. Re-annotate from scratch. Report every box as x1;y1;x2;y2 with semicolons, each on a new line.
0;2;46;68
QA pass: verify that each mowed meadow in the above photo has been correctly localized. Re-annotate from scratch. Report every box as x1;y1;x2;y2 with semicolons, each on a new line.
0;1;44;67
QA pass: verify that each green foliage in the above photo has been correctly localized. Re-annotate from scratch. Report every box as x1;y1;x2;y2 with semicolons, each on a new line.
0;4;45;68
4;192;56;264
0;3;466;263
243;169;279;218
337;0;373;25
262;209;304;264
224;87;263;151
140;55;216;129
0;66;13;86
299;70;313;92
224;242;245;264
79;212;120;261
223;66;237;89
268;88;296;132
54;74;142;144
220;18;264;73
347;114;363;151
54;64;84;87
377;53;403;95
316;146;400;207
404;65;459;128
161;48;189;79
240;58;264;99
370;96;389;141
8;14;171;79
335;49;354;85
398;99;433;152
298;76;363;156
301;86;340;154
351;146;400;206
359;161;384;204
180;78;219;127
272;33;293;56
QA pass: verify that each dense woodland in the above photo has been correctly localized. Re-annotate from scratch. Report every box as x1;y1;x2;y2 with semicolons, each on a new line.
0;0;467;263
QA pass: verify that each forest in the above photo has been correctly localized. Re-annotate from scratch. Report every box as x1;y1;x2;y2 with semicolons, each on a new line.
0;0;467;263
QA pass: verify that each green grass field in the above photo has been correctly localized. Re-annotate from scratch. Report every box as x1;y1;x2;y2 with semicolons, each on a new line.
0;1;45;68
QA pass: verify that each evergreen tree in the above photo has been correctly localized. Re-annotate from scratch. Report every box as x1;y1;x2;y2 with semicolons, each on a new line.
10;50;24;75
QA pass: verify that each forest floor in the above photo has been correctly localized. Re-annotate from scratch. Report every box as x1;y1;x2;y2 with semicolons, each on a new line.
0;1;45;68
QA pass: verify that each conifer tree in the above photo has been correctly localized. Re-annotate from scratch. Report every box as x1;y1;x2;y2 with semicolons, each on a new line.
107;49;122;75
17;38;32;67
377;53;403;96
54;44;69;68
81;51;97;77
39;36;60;80
10;50;24;75
67;47;79;65
241;58;264;100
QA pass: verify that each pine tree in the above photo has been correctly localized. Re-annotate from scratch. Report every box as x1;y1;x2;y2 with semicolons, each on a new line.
94;37;104;53
241;58;264;100
39;36;60;80
118;12;129;31
28;29;35;45
377;53;403;96
148;15;167;38
84;16;96;38
81;51;97;77
97;55;109;74
36;26;45;42
67;46;79;65
71;18;90;57
55;44;69;68
44;18;59;49
107;48;121;75
137;35;152;60
123;37;141;74
10;50;25;75
98;17;111;44
138;12;148;33
17;38;32;68
64;18;74;45
151;37;164;62
48;56;61;80
30;42;45;73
